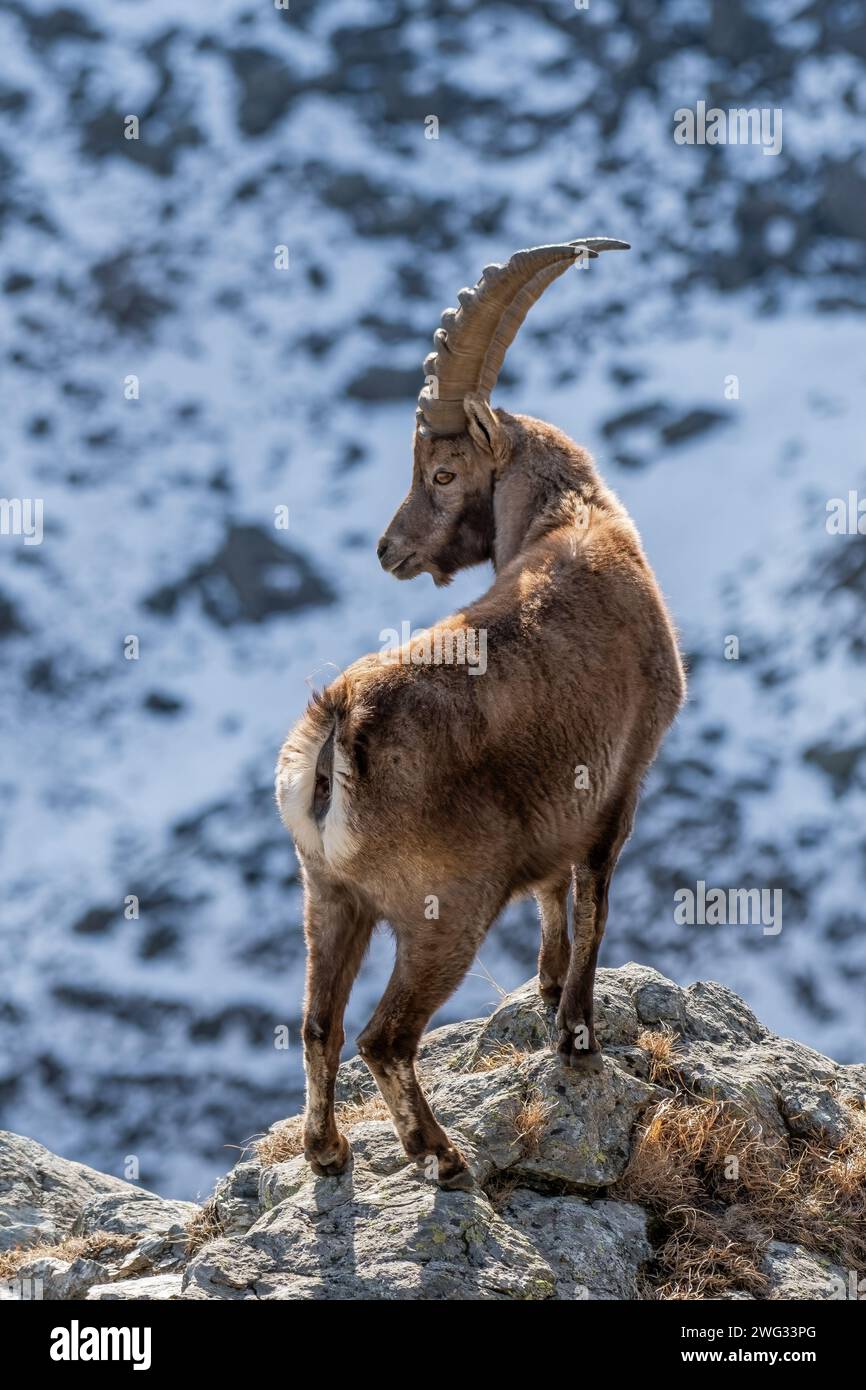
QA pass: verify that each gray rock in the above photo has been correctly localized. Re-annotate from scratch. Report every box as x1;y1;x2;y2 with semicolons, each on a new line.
183;1166;557;1301
259;1119;418;1218
682;980;769;1044
652;1028;848;1149
333;1053;378;1106
3;1255;110;1301
73;1191;196;1241
594;972;643;1046
337;1120;414;1178
605;1044;651;1080
0;1131;139;1252
498;1191;651;1299
260;1151;355;1220
71;1192;197;1281
116;1234;188;1278
835;1064;866;1109
509;1053;658;1188
617;964;687;1029
777;1083;852;1146
184;1142;654;1302
426;1066;528;1176
472;978;558;1059
418;1017;486;1075
210;1158;263;1237
2;968;861;1302
762;1241;848;1300
87;1274;184;1301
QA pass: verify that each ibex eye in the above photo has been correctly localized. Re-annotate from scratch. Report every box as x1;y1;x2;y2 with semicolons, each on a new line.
433;470;455;485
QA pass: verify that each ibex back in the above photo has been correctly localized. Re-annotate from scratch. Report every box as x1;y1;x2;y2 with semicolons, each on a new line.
277;239;686;1188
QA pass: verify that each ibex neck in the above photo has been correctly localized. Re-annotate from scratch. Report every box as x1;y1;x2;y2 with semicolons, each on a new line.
492;417;611;571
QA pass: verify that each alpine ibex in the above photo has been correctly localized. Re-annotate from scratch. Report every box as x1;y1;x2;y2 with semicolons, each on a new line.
277;239;685;1188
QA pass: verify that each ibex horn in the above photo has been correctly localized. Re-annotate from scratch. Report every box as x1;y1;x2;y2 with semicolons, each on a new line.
416;238;630;436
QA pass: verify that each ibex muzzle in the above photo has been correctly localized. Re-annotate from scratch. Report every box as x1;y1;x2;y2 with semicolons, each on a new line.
277;237;685;1189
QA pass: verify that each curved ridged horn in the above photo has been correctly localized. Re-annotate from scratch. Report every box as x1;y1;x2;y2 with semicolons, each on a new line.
416;238;630;436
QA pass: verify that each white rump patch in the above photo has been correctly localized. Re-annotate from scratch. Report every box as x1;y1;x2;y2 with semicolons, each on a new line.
275;726;322;858
276;730;358;868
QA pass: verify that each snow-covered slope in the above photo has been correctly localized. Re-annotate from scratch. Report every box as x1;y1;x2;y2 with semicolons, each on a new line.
0;0;864;1197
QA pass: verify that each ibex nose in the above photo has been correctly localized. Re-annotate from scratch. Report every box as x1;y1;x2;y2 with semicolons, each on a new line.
376;538;391;564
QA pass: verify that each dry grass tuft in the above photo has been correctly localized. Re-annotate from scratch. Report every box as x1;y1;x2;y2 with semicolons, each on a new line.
618;1095;775;1209
649;1207;769;1301
0;1231;137;1282
782;1121;866;1267
334;1094;390;1129
255;1094;390;1168
185;1195;226;1256
471;1043;529;1073
514;1087;555;1156
255;1115;305;1167
615;1088;866;1299
636;1026;683;1086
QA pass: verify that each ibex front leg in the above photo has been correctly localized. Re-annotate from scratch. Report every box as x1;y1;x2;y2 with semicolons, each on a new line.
301;872;374;1175
357;919;486;1189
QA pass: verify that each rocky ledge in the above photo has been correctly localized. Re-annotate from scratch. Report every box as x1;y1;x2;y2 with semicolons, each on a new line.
2;965;864;1301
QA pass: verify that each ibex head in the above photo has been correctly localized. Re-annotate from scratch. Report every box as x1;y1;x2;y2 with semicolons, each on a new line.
377;238;629;586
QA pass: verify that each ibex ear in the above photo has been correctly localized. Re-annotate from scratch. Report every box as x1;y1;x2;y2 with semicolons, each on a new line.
464;393;504;461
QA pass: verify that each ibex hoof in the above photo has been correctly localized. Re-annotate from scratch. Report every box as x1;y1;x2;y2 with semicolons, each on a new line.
417;1143;472;1190
305;1133;351;1177
438;1165;475;1193
557;1032;604;1073
538;979;563;1008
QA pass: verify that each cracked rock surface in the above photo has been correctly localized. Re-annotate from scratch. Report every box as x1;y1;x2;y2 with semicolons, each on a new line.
1;966;861;1301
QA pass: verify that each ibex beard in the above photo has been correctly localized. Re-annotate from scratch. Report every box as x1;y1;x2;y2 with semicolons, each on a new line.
276;239;686;1189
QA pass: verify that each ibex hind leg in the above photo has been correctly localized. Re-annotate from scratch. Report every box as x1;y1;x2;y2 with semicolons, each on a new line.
533;874;572;1008
301;871;375;1176
557;799;635;1071
357;899;497;1189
